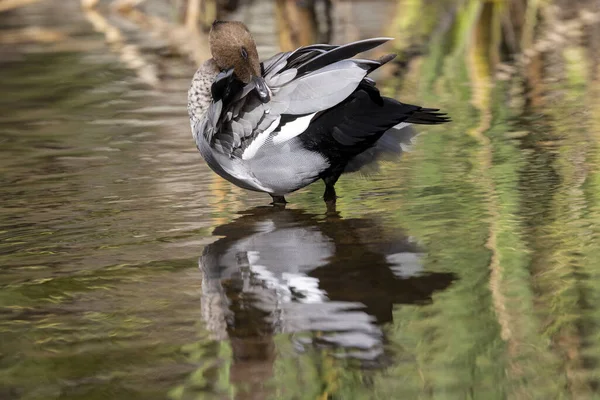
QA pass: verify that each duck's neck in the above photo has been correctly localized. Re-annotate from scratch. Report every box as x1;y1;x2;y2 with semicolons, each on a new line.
188;59;219;127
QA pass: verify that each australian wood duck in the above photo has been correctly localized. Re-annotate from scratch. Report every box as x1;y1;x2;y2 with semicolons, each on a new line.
188;21;450;206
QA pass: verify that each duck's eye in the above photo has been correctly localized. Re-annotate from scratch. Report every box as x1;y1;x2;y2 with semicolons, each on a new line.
240;47;248;60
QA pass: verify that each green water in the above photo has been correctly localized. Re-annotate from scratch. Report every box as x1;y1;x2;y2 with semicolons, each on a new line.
2;0;600;399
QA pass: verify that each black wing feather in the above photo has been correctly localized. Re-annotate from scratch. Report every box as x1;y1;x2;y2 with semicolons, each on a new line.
300;82;450;162
405;108;451;124
295;37;392;76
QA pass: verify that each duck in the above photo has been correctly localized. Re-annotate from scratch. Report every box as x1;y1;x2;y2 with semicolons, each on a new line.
188;20;450;206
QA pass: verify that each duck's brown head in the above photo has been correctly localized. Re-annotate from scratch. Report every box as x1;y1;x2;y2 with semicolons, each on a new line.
209;20;261;84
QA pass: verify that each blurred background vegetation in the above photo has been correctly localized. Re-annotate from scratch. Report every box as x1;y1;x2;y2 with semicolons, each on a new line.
2;0;600;399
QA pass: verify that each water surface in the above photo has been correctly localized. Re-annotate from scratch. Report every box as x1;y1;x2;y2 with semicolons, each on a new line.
2;1;600;399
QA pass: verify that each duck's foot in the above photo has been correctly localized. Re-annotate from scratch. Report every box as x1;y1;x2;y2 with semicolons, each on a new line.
270;194;287;206
325;199;338;215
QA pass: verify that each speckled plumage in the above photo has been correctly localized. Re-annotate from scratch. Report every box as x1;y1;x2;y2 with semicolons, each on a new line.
187;59;219;128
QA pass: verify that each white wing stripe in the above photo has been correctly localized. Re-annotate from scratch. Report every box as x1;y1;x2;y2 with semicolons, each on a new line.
272;113;316;144
394;122;411;130
241;116;281;160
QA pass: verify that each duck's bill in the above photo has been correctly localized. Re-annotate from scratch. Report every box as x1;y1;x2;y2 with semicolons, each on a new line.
241;76;271;103
252;76;271;103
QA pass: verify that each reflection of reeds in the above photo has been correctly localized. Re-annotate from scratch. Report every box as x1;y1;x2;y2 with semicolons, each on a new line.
0;26;65;44
110;0;146;12
81;6;160;87
468;1;600;395
465;0;522;376
0;0;41;13
115;1;210;65
116;5;209;65
500;7;600;88
275;0;319;51
528;46;596;397
0;0;63;46
81;0;210;71
183;0;201;31
370;0;600;397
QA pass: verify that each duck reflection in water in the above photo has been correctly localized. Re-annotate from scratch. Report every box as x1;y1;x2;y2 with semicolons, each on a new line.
200;207;455;365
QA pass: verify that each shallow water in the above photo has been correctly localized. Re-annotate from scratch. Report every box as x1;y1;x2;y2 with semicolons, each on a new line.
2;1;600;399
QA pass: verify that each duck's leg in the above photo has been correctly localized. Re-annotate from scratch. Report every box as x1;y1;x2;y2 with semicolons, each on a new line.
270;194;287;206
322;169;343;213
323;184;338;214
323;184;337;203
322;172;341;204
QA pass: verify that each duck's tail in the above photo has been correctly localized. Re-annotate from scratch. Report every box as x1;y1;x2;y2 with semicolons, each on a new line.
405;107;451;125
344;106;450;175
